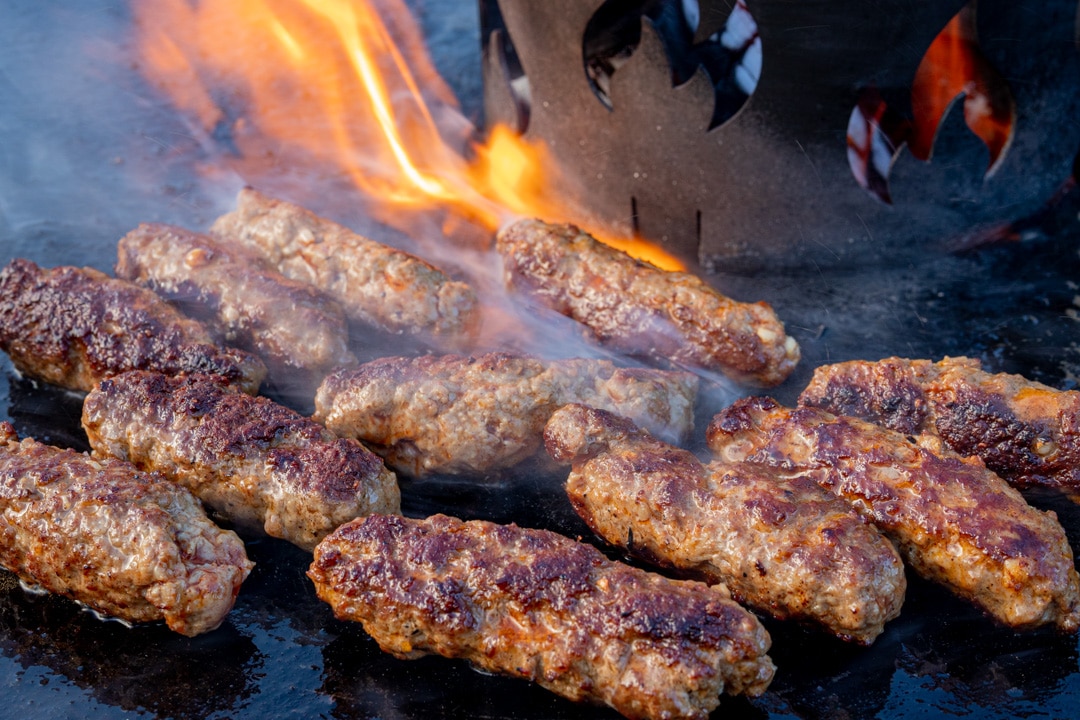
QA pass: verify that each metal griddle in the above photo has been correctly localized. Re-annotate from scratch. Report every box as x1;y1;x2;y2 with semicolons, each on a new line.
3;3;1080;719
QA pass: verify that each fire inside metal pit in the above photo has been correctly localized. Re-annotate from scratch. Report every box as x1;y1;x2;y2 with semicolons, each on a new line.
481;0;1080;270
2;1;1080;719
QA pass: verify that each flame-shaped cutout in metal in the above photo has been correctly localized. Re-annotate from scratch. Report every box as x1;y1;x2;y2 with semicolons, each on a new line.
483;0;1077;268
581;0;759;130
910;3;1015;173
848;1;1016;204
483;23;530;135
484;0;759;136
846;89;912;206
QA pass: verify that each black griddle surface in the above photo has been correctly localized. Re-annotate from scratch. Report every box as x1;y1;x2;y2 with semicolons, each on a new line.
2;3;1080;719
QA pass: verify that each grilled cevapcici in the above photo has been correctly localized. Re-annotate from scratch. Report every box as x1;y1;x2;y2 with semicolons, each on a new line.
496;218;800;386
799;355;1080;490
0;258;266;394
544;403;906;645
116;223;355;389
82;371;400;552
707;397;1080;632
0;422;252;637
210;187;480;347
308;513;775;720
313;352;698;478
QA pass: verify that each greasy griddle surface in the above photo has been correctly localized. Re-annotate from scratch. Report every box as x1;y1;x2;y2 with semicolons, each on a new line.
5;233;1080;720
3;2;1080;719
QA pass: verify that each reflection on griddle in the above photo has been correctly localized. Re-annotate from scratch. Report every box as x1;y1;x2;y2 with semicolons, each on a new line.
397;458;591;533
5;373;88;453
320;622;644;720
894;623;1078;713
233;537;338;637
0;569;260;718
762;573;1079;719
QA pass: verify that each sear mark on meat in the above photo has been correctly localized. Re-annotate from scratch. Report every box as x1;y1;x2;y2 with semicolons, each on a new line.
81;370;400;552
496;218;800;387
313;352;698;478
544;403;906;645
308;513;775;720
116;223;355;392
706;396;1080;633
0;258;266;395
0;421;252;636
800;355;1080;490
210;187;480;348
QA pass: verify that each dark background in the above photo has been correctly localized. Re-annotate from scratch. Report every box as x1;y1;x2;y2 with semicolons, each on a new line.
2;2;1080;718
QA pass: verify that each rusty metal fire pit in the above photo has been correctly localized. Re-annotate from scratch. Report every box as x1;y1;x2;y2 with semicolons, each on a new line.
481;0;1080;271
2;2;1080;719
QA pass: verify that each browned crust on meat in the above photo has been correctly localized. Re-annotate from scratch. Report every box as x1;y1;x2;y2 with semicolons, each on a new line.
116;223;355;387
545;403;906;645
495;218;799;386
798;356;931;434
802;356;1080;490
210;187;480;347
0;421;252;636
313;352;698;478
309;513;775;719
82;371;400;551
0;258;266;394
706;397;1080;632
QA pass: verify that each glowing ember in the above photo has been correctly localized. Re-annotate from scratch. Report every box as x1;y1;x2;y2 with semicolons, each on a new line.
132;0;685;272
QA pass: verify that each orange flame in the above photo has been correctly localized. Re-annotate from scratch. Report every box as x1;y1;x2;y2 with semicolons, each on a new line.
132;0;685;271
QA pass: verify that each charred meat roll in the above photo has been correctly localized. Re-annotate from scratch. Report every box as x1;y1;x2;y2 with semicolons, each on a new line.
706;397;1080;632
800;355;1080;490
82;371;400;552
0;258;266;394
210;187;480;347
313;352;698;478
544;403;906;645
495;218;800;386
308;513;775;720
0;422;252;637
116;223;355;389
